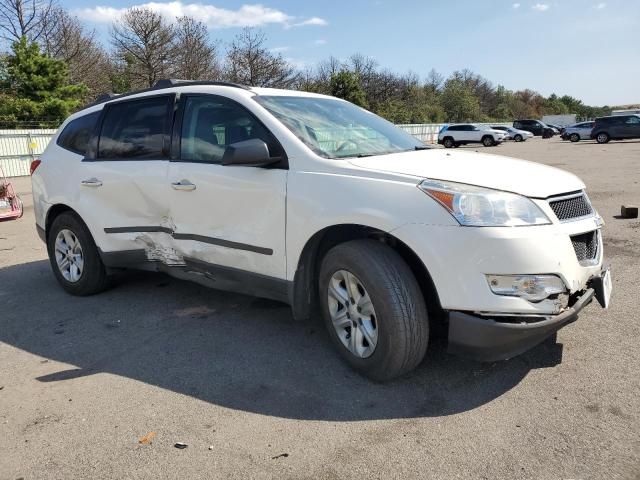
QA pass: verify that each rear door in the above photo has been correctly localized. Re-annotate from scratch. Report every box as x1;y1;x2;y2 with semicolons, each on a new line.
77;94;174;258
622;115;640;138
166;94;287;282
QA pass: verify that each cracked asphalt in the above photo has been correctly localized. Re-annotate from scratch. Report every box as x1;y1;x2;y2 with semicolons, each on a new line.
1;137;639;479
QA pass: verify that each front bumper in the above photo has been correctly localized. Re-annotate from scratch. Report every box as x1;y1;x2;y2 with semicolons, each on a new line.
447;288;595;361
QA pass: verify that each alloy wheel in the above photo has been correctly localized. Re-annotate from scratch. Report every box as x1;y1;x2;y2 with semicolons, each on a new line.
54;229;84;283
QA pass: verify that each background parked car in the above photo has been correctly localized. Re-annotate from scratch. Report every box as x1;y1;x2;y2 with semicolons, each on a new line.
561;121;594;142
438;124;505;148
491;125;533;142
590;114;640;144
513;119;555;138
545;123;565;135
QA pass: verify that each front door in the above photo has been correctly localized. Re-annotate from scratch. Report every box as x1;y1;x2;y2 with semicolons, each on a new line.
166;94;288;284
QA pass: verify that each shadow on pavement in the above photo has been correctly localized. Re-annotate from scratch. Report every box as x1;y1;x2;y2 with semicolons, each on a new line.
0;260;564;421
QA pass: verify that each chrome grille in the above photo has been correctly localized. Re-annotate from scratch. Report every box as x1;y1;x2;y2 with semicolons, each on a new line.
571;231;598;263
549;193;593;221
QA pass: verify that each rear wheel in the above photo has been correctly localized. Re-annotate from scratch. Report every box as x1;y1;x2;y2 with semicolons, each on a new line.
47;212;110;296
319;240;429;381
482;135;494;147
442;137;454;148
570;133;580;142
514;134;523;142
596;132;610;144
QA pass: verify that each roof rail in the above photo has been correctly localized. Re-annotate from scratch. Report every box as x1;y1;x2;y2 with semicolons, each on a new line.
85;79;251;108
152;79;251;90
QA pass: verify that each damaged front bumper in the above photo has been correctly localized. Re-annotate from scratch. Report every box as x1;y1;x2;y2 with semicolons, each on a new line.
447;285;599;362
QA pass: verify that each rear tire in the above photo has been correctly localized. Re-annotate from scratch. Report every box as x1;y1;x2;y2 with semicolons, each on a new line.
482;135;494;147
442;137;454;148
570;133;580;142
514;134;523;142
319;240;429;381
596;132;610;144
47;212;110;296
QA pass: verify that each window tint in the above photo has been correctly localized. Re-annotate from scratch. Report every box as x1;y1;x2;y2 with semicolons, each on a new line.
447;125;461;131
180;95;283;163
57;111;100;155
98;96;171;159
625;116;640;124
513;121;522;128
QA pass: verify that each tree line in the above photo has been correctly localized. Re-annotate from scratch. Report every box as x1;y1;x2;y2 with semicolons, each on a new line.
0;0;612;127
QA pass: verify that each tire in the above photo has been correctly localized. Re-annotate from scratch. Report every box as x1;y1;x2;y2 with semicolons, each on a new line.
319;239;429;381
596;132;610;144
570;133;580;142
442;137;454;148
482;135;494;147
514;134;523;142
47;212;110;296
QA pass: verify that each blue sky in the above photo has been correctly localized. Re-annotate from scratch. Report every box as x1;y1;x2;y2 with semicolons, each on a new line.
65;0;639;106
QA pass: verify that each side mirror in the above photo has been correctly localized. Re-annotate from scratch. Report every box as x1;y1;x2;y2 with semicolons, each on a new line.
221;138;278;167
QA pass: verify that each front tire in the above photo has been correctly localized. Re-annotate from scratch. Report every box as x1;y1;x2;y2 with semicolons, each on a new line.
319;240;429;381
482;135;494;147
514;134;523;142
596;132;610;144
47;212;110;296
570;133;580;142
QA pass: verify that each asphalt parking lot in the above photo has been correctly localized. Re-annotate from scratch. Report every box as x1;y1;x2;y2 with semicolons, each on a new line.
1;137;639;479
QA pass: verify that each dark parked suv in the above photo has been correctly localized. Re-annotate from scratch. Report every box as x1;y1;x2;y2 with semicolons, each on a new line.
591;114;640;144
513;119;555;138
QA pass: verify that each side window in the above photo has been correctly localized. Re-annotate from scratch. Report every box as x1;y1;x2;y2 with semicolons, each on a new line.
513;121;522;129
57;111;100;155
625;116;640;124
98;96;171;159
447;125;459;131
179;95;284;163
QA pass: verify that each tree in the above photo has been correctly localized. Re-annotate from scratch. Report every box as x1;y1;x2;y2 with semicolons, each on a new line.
0;36;86;126
41;8;110;100
111;7;176;88
441;78;481;122
173;16;220;80
0;0;57;43
329;70;367;108
224;28;298;88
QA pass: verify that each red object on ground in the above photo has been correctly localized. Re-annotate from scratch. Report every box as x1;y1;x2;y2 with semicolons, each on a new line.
0;165;24;221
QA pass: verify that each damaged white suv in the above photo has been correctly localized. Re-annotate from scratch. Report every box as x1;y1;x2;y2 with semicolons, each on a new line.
31;80;611;381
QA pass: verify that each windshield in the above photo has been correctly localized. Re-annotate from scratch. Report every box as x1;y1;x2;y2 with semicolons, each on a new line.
253;95;426;159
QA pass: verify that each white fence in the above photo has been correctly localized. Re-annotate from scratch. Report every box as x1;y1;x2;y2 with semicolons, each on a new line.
0;129;57;177
1;123;513;177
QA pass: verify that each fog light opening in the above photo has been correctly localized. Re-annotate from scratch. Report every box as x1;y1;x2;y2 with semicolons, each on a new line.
486;274;566;302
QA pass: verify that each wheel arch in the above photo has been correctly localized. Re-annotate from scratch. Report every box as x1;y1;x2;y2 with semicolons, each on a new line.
290;223;443;327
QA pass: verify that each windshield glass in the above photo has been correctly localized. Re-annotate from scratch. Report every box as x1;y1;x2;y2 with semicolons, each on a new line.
253;95;425;158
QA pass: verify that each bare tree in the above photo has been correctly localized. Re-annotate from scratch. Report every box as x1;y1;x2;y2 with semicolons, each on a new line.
173;16;220;80
0;0;57;43
42;8;110;99
111;7;176;88
224;28;298;88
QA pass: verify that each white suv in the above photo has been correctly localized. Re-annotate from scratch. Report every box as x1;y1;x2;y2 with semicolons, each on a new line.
438;124;506;148
31;80;611;381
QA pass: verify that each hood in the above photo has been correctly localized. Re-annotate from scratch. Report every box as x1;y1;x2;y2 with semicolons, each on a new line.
348;149;585;198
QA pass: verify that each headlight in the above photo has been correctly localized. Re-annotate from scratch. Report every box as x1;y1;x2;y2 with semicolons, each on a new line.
418;179;551;226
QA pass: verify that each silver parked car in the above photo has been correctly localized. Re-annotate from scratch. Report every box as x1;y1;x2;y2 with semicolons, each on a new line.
562;122;594;142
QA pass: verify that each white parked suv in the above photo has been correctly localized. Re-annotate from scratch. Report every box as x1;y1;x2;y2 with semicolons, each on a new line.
31;80;612;381
438;124;506;148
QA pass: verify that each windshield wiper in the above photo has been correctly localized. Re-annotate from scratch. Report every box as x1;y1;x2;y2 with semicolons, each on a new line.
356;153;374;158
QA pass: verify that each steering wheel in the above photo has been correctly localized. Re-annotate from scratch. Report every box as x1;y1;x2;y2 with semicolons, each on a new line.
335;139;359;152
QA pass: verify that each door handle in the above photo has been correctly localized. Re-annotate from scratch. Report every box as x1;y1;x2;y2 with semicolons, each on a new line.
81;178;103;187
171;180;196;191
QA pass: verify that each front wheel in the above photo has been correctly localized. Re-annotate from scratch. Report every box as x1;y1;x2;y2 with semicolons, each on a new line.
514;134;523;142
442;137;454;148
47;212;110;296
570;133;580;142
319;240;429;381
482;136;495;147
596;132;610;144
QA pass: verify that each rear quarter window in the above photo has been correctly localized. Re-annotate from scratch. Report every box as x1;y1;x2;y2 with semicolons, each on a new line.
56;111;100;155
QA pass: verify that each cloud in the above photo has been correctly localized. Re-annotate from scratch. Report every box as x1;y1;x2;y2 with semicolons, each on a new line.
269;46;290;53
289;16;328;27
512;3;520;8
75;2;327;29
531;3;549;11
314;38;327;45
594;2;606;8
